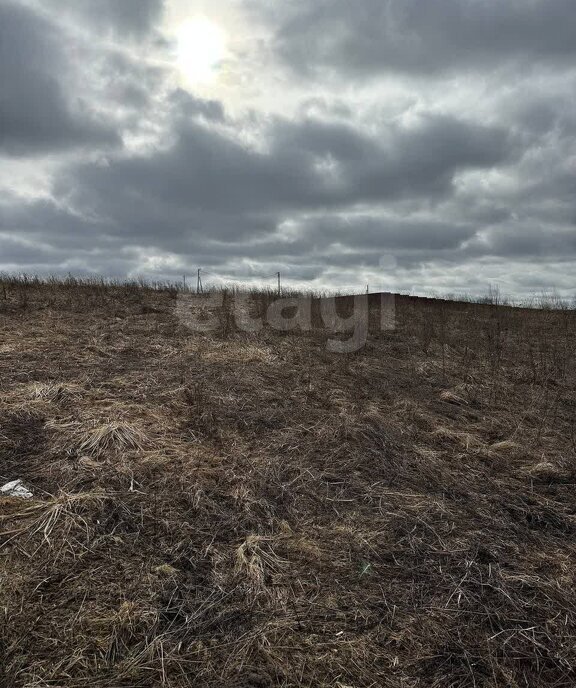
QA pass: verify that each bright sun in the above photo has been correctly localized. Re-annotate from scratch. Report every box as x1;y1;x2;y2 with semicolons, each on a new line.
176;18;226;84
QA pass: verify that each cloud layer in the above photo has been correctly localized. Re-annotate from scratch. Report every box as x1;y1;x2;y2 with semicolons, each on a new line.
1;0;575;297
255;0;576;78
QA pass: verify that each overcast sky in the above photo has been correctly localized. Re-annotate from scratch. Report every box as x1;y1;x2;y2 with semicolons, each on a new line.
1;0;575;296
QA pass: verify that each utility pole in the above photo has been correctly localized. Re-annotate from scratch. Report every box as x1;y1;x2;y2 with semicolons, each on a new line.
197;268;202;294
277;272;281;297
183;274;187;290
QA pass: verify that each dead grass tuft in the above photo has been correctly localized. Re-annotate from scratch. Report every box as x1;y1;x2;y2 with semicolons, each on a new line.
526;460;569;482
78;421;149;457
28;381;82;404
1;491;105;546
491;439;522;453
439;388;468;405
235;534;289;598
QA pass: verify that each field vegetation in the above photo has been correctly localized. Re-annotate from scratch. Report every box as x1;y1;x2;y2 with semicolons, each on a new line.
1;275;575;687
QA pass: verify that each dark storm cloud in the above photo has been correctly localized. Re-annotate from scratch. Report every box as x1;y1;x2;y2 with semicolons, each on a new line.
0;2;120;156
250;0;576;78
0;100;523;281
169;90;226;123
43;0;164;38
0;0;575;297
0;234;58;266
56;111;513;249
2;83;566;289
299;215;477;252
465;224;576;259
273;114;514;203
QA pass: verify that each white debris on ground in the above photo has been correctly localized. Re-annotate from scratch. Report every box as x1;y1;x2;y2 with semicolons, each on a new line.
0;479;33;499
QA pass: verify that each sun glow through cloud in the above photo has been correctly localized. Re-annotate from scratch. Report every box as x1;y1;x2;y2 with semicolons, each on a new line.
176;17;226;84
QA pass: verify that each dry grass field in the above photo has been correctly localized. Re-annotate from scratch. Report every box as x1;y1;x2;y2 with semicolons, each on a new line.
1;278;576;687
